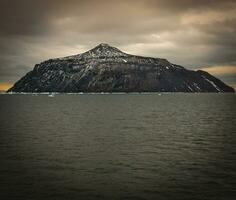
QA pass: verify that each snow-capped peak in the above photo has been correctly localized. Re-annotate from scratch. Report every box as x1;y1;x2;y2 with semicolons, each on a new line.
82;43;128;58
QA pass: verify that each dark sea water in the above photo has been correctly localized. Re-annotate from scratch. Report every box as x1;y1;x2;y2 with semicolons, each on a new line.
0;93;235;200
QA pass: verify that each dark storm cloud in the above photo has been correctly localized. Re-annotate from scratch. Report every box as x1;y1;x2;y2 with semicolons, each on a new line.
0;0;235;36
0;0;235;88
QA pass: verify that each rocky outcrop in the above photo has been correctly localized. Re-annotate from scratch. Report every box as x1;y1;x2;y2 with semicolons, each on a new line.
8;43;234;93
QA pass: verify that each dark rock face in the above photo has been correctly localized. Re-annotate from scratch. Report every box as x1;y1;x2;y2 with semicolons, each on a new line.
8;43;234;93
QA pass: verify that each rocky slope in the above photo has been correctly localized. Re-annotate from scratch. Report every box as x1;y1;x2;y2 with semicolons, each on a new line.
8;43;234;93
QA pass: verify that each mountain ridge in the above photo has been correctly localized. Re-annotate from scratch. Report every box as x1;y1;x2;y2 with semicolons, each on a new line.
8;43;234;93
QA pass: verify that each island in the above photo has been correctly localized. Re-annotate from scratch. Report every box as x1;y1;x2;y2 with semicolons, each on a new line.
8;43;234;93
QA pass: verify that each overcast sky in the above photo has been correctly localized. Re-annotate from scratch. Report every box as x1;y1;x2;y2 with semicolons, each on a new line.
0;0;236;90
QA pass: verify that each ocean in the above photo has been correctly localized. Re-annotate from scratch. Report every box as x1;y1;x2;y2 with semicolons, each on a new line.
0;93;235;200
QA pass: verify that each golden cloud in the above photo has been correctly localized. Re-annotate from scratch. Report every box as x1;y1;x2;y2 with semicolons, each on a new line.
199;65;236;75
0;83;12;91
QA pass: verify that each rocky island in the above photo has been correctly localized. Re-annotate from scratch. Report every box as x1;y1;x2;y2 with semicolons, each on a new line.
8;43;234;93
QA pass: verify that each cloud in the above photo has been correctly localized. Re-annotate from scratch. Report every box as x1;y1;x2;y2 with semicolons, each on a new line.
0;0;236;86
199;65;236;76
0;82;12;91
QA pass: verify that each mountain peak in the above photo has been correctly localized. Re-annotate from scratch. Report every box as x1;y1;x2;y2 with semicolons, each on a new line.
96;43;111;48
83;43;127;58
92;43;117;51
